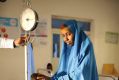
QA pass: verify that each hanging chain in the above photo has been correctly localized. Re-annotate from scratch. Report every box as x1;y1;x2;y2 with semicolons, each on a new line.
24;0;32;8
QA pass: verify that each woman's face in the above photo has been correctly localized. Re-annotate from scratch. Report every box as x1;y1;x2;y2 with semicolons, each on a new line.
61;27;74;46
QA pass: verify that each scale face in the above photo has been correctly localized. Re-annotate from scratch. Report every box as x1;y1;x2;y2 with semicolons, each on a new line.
20;8;38;31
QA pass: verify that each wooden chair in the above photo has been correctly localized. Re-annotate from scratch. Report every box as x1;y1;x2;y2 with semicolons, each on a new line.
102;64;119;77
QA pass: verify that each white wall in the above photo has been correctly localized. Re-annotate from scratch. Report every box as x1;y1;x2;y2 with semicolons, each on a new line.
0;0;119;80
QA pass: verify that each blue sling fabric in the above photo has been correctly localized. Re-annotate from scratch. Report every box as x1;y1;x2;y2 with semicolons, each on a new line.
27;43;36;80
52;20;98;80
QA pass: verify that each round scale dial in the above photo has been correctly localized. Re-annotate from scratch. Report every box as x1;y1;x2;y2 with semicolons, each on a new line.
20;8;37;31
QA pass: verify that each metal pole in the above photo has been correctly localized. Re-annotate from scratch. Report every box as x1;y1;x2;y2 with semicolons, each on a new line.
25;45;28;80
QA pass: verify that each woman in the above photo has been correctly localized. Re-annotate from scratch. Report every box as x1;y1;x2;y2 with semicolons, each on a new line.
52;20;99;80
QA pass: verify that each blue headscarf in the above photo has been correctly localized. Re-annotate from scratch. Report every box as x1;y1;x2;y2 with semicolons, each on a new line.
52;20;98;80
